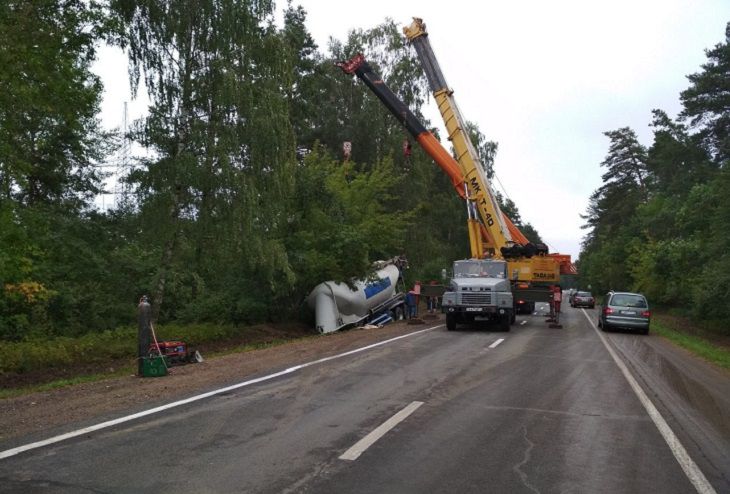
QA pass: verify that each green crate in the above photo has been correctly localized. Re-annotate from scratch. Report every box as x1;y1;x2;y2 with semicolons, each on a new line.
142;356;168;377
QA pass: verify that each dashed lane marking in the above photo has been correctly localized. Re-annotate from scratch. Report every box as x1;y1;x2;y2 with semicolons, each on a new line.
339;401;424;461
489;338;505;349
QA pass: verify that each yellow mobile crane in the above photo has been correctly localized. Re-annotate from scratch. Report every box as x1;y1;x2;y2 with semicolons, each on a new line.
403;18;561;285
336;47;567;329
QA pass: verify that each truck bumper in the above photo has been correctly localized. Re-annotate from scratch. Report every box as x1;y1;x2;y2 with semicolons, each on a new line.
442;306;500;314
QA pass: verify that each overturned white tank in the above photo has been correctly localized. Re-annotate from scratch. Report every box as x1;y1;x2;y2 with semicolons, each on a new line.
307;263;402;334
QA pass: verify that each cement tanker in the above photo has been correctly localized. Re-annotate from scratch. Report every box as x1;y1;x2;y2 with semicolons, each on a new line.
307;261;406;334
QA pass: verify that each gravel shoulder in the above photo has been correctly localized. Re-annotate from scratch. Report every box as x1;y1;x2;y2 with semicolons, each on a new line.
0;317;441;445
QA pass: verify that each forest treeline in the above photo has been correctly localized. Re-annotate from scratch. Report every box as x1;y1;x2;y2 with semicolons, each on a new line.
0;1;726;342
579;22;730;330
0;0;539;340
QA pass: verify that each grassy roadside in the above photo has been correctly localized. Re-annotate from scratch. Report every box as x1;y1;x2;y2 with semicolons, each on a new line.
652;317;730;370
0;335;320;400
0;323;316;398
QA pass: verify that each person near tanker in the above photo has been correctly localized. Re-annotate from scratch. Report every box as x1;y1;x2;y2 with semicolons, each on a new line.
405;290;418;319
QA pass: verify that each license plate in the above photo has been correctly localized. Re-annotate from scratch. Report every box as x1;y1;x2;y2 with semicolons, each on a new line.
465;307;482;312
623;310;636;315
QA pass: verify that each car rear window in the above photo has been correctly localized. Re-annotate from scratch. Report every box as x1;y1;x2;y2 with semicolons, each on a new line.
577;292;592;297
610;294;647;308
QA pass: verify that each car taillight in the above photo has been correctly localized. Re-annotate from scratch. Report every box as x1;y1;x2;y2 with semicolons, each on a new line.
517;299;525;304
603;307;613;315
642;310;651;317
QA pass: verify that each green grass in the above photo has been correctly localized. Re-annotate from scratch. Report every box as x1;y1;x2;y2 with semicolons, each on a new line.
652;319;730;370
0;323;307;375
0;331;318;398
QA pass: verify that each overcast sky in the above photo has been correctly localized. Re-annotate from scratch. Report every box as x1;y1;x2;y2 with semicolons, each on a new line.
94;0;728;261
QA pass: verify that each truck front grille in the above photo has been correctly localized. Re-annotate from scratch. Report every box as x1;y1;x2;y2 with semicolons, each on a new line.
461;293;492;305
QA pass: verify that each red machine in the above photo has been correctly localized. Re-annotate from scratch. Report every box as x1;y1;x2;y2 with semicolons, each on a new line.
148;340;202;365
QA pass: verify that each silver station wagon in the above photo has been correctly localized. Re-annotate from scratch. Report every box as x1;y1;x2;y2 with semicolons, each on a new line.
598;291;650;335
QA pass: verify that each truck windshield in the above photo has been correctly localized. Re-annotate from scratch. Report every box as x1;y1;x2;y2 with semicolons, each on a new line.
453;260;506;278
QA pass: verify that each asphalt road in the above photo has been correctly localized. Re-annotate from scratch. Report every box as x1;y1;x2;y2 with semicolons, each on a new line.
1;306;728;493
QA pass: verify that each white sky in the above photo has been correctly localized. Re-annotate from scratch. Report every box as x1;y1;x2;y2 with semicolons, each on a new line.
94;0;729;261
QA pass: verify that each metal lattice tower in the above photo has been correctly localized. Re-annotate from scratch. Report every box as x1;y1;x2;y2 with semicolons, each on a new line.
114;102;132;209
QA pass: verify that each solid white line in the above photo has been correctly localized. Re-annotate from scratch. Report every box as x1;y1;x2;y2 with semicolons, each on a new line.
339;401;424;461
581;310;716;494
0;324;442;461
489;338;505;349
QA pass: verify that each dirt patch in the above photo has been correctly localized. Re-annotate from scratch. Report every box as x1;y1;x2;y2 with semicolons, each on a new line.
0;317;440;444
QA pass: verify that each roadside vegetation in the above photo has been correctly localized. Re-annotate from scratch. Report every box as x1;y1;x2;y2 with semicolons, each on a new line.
578;23;730;339
0;323;306;375
652;314;730;370
0;321;315;397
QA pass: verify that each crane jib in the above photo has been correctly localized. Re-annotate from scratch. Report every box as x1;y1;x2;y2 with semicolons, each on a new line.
354;62;428;139
336;54;465;196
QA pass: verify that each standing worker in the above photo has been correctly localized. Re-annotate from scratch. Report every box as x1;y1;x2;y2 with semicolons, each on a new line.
552;285;562;321
405;290;417;319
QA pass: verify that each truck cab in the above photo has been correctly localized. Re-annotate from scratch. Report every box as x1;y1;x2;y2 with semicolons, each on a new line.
442;259;514;331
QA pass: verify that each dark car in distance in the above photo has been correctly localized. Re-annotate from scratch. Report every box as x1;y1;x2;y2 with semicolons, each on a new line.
571;291;595;309
598;291;650;335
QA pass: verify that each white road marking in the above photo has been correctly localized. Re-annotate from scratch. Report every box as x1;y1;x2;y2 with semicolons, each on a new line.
581;310;716;494
489;338;505;349
339;401;424;461
0;325;442;461
520;320;528;326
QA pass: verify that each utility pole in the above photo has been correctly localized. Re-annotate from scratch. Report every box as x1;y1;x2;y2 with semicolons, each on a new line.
137;295;151;376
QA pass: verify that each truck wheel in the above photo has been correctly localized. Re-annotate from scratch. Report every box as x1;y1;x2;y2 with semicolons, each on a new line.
499;312;511;332
446;313;457;331
510;310;516;324
392;306;404;321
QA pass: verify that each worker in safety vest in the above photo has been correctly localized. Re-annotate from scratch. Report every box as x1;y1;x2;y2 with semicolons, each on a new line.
550;285;563;321
552;285;562;316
